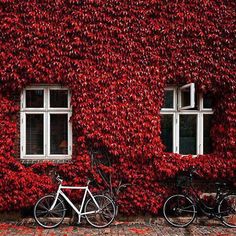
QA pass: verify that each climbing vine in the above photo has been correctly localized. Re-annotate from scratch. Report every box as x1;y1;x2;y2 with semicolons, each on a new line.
0;0;235;214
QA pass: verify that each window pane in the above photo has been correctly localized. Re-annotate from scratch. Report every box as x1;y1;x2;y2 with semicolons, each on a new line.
203;94;213;108
179;83;195;109
26;114;44;155
50;90;68;108
26;90;44;108
188;93;199;110
181;88;191;108
160;115;173;152
179;115;197;155
50;114;68;154
204;115;213;154
163;90;174;108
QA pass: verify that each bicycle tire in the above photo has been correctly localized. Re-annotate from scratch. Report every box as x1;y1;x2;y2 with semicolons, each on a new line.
102;191;118;216
84;195;116;228
163;194;196;227
34;194;66;229
218;193;236;228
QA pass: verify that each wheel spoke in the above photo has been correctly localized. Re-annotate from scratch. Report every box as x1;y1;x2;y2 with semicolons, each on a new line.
219;194;236;227
37;211;48;216
45;198;50;209
34;195;66;229
180;209;195;213
50;210;65;216
84;195;115;228
163;195;195;227
38;203;48;211
53;202;62;210
100;201;112;210
102;212;113;218
36;210;48;215
51;209;65;213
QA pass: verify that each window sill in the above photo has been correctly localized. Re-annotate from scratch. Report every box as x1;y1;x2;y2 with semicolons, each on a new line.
180;154;214;158
20;158;72;165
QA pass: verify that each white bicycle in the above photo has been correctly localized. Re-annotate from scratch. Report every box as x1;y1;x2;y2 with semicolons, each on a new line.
34;175;116;228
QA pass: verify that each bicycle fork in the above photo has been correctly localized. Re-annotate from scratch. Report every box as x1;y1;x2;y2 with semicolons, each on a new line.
49;186;62;211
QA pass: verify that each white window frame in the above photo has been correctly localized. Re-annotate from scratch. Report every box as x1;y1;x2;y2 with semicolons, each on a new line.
161;87;177;111
20;85;72;160
178;83;195;110
160;86;213;156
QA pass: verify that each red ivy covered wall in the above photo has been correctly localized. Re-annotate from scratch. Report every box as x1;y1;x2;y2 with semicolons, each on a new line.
0;0;235;214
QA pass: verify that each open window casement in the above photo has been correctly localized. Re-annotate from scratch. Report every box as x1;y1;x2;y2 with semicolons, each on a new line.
178;83;195;110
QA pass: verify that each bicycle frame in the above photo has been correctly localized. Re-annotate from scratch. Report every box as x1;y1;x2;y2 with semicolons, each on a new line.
49;183;101;224
183;180;228;218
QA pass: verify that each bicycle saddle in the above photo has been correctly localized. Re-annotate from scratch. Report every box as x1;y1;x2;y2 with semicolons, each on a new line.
215;182;227;187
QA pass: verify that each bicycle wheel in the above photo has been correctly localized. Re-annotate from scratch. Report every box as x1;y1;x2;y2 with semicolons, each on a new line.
218;194;236;228
84;195;116;228
163;194;196;227
34;195;66;228
103;191;119;216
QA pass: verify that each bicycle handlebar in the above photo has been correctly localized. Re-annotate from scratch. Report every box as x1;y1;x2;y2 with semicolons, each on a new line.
189;167;200;178
55;174;94;186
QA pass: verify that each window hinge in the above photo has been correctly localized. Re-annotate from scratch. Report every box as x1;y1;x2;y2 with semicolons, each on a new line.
175;146;177;152
21;118;23;124
176;118;178;124
21;146;23;152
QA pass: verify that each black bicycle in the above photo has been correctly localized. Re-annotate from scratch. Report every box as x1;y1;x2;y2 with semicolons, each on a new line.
89;148;130;215
163;168;236;228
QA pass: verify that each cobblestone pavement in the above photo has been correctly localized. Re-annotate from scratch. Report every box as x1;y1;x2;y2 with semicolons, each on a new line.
0;217;235;236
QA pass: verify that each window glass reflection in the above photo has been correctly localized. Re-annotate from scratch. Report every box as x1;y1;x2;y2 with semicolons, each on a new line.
50;90;68;108
164;90;174;108
179;115;197;155
50;114;68;155
26;90;44;108
204;115;213;154
161;115;173;152
26;114;44;155
203;94;213;108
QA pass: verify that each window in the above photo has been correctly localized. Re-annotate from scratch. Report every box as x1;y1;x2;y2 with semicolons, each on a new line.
20;86;72;160
178;83;195;110
160;85;213;155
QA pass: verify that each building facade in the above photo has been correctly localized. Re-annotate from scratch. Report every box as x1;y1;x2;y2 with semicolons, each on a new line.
0;0;235;214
